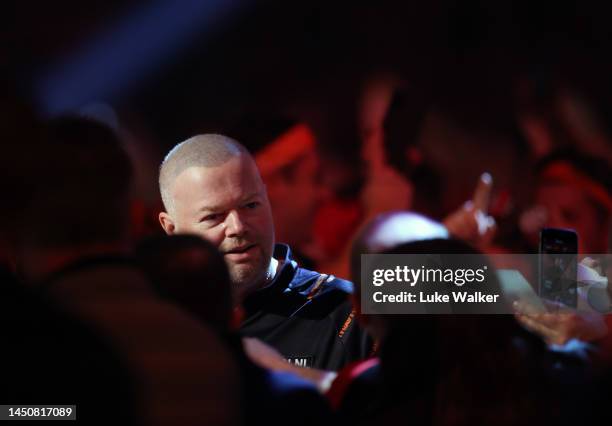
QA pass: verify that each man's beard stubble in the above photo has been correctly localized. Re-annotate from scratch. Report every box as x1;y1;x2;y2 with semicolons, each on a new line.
220;233;273;300
227;259;269;301
223;244;268;298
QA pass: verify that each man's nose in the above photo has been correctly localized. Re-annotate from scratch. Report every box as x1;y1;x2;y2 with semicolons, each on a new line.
224;210;246;237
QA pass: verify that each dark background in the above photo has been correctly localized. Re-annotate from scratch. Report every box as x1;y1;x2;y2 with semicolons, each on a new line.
5;0;612;153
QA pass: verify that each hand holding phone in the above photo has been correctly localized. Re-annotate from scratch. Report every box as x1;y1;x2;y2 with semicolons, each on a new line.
539;228;578;308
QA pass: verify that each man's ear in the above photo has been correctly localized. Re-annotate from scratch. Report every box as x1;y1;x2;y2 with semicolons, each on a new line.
158;212;176;235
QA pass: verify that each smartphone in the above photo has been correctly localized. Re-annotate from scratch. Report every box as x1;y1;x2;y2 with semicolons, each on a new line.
539;228;578;308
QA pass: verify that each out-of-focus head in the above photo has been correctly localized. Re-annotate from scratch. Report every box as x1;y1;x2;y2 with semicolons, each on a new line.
158;134;275;298
0;280;139;423
135;234;234;331
23;117;133;249
361;237;511;346
255;124;328;247
534;150;611;253
350;211;449;286
349;211;449;340
16;116;133;282
375;239;532;426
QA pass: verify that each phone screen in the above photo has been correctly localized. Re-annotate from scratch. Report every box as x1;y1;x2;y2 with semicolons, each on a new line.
539;228;578;308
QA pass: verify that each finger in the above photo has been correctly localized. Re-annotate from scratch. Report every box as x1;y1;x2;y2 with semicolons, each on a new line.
443;206;475;239
513;299;529;314
475;210;496;236
516;309;556;325
541;298;572;314
484;216;496;236
515;299;549;317
513;299;541;316
472;172;493;212
515;312;557;340
481;220;497;247
517;312;566;344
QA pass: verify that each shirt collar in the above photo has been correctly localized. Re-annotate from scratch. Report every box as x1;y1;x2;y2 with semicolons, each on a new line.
241;243;297;309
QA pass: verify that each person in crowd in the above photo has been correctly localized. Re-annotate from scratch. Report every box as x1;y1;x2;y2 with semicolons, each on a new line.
255;123;330;269
0;272;139;424
332;211;592;425
17;117;242;426
328;211;448;415
135;234;333;426
0;98;139;424
135;234;235;328
514;149;612;357
521;149;611;254
318;78;498;280
383;86;530;251
158;133;372;371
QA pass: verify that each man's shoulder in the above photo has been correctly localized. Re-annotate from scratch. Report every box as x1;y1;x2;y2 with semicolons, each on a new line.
288;266;354;298
275;243;354;297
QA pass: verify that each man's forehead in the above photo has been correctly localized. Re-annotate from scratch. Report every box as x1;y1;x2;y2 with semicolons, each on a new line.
537;181;585;203
174;155;257;184
171;160;263;208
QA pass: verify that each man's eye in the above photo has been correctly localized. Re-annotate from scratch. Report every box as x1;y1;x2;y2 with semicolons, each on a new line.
201;213;220;222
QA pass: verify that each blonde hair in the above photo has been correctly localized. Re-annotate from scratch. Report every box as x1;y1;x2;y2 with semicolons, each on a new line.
159;134;249;213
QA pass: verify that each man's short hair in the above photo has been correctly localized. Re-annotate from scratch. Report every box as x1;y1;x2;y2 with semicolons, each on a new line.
536;149;612;215
159;134;248;213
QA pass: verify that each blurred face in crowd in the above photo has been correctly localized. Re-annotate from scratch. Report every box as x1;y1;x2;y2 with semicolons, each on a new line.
265;151;328;246
536;181;609;254
159;154;275;297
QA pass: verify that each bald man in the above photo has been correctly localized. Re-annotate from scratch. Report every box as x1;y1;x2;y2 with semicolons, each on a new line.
158;134;371;371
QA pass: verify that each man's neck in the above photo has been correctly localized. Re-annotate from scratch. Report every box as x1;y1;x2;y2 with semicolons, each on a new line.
235;257;281;304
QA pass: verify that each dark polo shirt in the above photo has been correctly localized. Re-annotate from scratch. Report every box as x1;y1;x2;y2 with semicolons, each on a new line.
240;244;372;371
